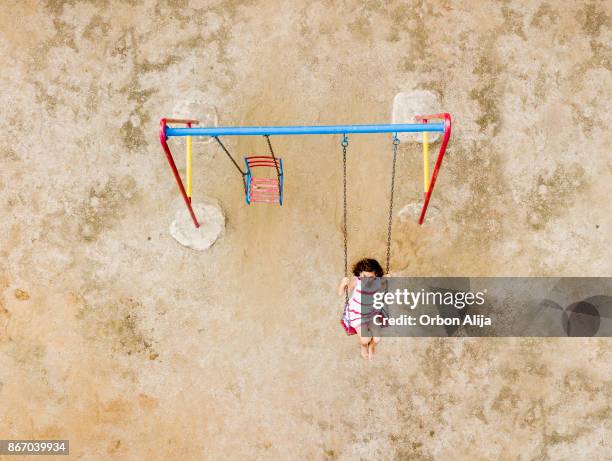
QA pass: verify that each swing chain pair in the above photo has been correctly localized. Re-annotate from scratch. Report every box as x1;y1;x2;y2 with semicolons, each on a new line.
343;131;396;277
386;134;400;275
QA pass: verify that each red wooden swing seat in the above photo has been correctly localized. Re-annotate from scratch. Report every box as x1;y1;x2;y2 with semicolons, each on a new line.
244;156;284;205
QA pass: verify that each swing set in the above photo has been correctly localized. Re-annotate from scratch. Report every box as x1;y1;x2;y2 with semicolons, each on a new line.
160;114;451;337
159;113;451;235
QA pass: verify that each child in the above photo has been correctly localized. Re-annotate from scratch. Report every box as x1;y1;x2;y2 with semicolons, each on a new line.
338;258;385;360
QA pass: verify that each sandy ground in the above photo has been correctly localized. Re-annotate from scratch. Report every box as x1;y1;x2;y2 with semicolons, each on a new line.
0;1;611;459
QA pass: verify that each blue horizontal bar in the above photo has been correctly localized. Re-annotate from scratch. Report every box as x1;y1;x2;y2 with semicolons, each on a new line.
165;123;445;137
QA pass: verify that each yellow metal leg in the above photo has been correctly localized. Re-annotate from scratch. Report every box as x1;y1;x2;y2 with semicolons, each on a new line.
423;131;429;194
186;135;193;199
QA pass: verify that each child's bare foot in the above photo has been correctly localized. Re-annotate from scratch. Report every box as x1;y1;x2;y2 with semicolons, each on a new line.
367;342;375;361
368;337;380;361
360;343;369;360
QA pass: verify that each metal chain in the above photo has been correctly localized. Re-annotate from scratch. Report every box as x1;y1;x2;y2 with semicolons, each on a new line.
386;135;400;274
264;135;281;178
214;137;247;176
342;135;349;307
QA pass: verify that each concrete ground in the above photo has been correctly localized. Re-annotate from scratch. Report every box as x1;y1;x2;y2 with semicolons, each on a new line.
0;1;610;459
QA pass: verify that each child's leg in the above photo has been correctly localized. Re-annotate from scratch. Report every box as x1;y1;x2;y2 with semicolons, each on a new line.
367;336;381;360
357;327;371;360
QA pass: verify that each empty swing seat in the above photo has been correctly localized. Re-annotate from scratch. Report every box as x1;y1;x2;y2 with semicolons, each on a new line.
244;156;284;205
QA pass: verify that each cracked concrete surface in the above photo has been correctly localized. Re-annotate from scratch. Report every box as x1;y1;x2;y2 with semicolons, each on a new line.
0;1;610;459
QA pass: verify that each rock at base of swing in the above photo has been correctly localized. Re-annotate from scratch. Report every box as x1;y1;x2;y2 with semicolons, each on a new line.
170;200;225;251
398;201;441;223
392;90;441;143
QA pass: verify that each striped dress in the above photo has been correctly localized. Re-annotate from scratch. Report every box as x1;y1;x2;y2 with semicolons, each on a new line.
341;277;383;335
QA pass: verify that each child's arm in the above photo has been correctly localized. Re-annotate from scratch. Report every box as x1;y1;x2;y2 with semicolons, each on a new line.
382;276;389;292
338;277;356;296
338;277;349;296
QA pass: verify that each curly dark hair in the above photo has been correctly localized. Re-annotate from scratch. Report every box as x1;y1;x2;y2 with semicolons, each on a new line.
352;258;384;277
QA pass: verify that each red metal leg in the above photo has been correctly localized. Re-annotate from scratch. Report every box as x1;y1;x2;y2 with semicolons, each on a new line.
415;113;452;225
159;118;200;228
